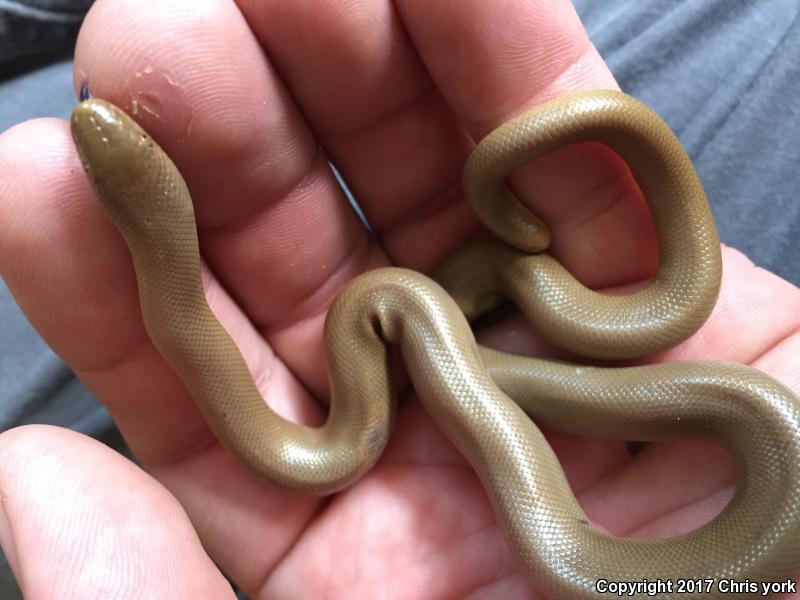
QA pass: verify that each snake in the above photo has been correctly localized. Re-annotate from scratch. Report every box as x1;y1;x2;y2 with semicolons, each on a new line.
69;88;800;598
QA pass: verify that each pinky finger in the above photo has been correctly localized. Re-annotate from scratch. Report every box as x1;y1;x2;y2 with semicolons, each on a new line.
0;425;235;599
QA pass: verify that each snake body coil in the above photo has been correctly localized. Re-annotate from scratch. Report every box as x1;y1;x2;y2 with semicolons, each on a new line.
70;90;800;598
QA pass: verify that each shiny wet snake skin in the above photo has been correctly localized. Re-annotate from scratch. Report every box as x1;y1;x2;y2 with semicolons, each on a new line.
70;89;800;598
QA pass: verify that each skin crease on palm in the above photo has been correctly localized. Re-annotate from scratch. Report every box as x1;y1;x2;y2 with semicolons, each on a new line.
0;0;799;599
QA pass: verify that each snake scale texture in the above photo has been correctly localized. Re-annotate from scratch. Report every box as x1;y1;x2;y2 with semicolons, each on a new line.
70;89;800;599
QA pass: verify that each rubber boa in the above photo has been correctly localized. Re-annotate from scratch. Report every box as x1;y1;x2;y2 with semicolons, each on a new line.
70;89;800;598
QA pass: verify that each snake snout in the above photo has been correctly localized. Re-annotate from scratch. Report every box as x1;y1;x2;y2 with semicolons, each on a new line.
71;99;154;183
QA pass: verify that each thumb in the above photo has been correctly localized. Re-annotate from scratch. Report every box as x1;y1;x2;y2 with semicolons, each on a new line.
0;425;234;599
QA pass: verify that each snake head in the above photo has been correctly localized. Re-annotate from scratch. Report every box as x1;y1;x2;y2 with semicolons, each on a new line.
70;97;194;247
71;98;156;193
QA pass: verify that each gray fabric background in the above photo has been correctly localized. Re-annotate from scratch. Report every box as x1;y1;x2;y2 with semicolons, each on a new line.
0;0;90;75
0;0;798;597
575;0;800;284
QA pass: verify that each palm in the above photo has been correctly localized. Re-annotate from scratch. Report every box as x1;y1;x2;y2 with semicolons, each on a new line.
1;0;798;598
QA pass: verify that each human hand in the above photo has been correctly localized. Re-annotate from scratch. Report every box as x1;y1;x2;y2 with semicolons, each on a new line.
1;0;799;598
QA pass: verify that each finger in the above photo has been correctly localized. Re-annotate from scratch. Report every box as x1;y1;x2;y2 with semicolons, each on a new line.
236;0;477;271
0;425;234;599
74;0;387;398
393;0;659;286
0;119;321;590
